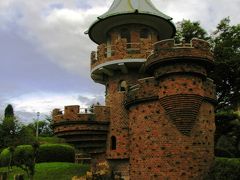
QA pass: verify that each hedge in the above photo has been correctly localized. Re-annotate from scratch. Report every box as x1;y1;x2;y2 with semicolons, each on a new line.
37;144;75;163
207;158;240;180
0;144;75;167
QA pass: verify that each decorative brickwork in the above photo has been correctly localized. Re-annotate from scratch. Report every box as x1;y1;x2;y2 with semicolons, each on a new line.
159;94;203;135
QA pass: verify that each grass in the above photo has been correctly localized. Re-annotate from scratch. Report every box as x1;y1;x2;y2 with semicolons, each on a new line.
0;162;89;180
38;136;66;144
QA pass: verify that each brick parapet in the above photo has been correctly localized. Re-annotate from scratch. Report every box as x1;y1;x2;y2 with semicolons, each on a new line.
146;38;214;74
52;105;110;123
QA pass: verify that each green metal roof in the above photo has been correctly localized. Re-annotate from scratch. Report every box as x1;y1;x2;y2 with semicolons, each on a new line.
99;0;172;20
87;0;176;44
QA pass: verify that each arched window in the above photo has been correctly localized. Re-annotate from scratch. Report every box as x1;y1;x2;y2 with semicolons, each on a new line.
111;136;116;150
120;28;131;43
140;28;149;39
119;80;128;92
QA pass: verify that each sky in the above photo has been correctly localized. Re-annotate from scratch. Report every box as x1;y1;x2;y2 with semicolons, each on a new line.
0;0;239;123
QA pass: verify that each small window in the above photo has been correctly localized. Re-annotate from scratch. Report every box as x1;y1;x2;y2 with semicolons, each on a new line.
119;80;128;92
120;28;130;43
140;28;149;39
111;136;116;150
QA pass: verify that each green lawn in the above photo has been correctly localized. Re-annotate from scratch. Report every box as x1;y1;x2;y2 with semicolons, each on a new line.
0;162;89;180
38;136;66;144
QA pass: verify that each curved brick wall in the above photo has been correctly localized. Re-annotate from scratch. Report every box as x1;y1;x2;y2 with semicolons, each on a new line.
52;105;110;154
91;24;158;71
126;39;216;179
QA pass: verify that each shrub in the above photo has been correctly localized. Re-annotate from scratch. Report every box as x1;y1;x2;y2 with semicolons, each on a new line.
207;158;240;180
0;148;10;167
37;144;75;163
0;144;75;166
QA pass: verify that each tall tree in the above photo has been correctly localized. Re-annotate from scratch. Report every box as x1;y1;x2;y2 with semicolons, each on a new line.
2;104;21;147
211;18;240;111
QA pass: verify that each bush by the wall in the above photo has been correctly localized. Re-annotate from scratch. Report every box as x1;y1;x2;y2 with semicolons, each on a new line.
0;144;75;166
207;158;240;180
37;144;75;163
0;148;10;167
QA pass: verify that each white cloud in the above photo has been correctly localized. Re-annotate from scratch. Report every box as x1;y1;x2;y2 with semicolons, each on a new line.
9;92;104;113
152;0;240;31
0;0;239;120
1;0;239;76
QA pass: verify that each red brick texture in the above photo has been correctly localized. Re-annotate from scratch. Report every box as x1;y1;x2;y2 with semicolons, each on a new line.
91;24;158;70
125;39;216;179
52;105;110;154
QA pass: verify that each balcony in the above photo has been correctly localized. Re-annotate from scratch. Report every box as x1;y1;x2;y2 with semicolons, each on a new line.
91;39;153;67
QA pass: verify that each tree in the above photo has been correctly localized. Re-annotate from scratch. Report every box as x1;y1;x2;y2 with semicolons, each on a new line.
175;19;210;43
27;116;53;137
4;104;14;118
211;17;240;111
1;105;21;147
1;105;22;147
14;143;39;180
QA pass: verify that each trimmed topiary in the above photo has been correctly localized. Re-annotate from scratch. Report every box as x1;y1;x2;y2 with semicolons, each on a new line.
0;144;75;166
37;144;75;163
0;148;10;167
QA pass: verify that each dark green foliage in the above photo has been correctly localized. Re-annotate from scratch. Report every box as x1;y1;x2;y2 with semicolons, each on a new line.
4;104;14;118
17;126;36;145
211;18;240;111
37;144;75;163
206;158;240;180
13;145;36;179
1;105;23;147
175;19;209;43
215;111;240;157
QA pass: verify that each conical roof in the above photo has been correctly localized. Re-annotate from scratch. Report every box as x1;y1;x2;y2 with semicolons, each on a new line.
87;0;176;44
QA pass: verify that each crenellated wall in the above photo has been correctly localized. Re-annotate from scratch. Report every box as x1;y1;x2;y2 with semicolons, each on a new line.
52;105;110;154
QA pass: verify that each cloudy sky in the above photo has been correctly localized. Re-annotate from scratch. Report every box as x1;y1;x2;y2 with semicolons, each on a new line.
0;0;239;123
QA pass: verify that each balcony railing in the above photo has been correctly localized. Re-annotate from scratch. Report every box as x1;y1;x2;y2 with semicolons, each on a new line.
91;39;153;70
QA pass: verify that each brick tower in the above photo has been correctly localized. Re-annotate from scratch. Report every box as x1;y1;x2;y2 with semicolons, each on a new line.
125;39;216;179
87;0;175;177
53;0;216;179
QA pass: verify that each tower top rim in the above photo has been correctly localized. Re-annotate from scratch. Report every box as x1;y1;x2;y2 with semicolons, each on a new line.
86;0;176;44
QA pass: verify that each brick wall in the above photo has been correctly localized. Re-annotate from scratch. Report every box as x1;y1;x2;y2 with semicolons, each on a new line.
126;38;216;179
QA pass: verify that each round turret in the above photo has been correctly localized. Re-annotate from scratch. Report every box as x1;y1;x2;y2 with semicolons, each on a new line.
87;0;176;44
